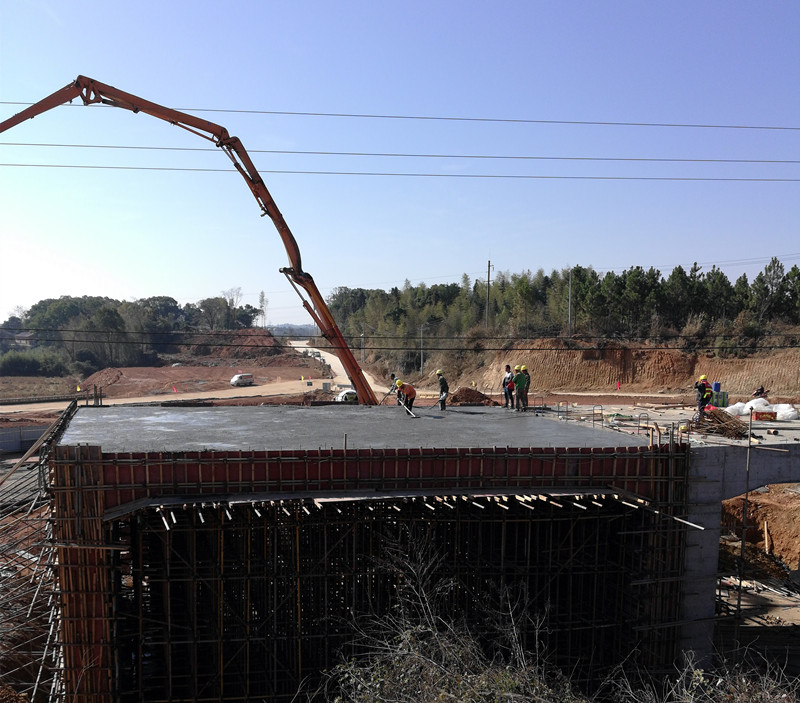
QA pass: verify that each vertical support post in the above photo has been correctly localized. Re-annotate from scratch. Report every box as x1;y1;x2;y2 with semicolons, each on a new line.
51;444;113;703
735;412;753;653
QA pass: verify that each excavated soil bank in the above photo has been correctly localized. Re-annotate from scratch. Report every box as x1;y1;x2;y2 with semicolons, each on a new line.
471;341;800;398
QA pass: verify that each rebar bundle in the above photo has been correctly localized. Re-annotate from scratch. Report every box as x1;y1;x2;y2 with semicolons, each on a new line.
690;408;749;439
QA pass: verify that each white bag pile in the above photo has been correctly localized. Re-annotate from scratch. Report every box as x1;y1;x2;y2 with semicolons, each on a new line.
723;396;799;421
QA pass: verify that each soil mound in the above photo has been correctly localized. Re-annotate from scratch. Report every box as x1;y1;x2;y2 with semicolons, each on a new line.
81;367;123;390
449;387;498;406
186;328;282;360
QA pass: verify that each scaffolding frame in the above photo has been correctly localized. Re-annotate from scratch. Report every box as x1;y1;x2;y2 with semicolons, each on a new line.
0;406;74;703
40;435;689;703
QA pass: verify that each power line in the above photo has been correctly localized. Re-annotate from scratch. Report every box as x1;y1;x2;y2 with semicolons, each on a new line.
3;101;798;131
18;331;800;344
7;335;800;354
13;326;800;344
3;142;798;165
1;163;797;182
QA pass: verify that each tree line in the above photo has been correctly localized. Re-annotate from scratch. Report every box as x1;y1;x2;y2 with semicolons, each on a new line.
327;257;799;373
3;258;796;378
0;288;265;376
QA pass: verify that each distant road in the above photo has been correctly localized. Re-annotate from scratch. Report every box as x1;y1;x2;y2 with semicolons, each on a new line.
0;343;386;415
288;341;384;394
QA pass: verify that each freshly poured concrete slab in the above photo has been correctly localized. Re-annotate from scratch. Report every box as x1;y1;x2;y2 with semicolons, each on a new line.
58;405;650;453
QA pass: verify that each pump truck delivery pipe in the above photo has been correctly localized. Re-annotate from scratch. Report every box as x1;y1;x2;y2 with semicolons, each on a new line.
0;76;378;404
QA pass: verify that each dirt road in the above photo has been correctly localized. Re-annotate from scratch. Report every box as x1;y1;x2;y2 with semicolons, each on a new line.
0;343;386;416
288;341;383;392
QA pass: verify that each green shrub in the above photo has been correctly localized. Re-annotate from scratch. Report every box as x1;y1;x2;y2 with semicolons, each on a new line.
0;350;68;376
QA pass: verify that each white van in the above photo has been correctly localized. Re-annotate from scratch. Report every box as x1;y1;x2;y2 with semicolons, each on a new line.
230;373;255;387
335;389;358;403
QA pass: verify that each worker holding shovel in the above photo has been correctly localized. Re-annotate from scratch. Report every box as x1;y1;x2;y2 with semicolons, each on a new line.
395;379;417;415
380;373;403;405
436;369;449;411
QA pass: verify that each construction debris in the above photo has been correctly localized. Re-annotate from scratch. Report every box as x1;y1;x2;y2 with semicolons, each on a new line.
690;407;749;439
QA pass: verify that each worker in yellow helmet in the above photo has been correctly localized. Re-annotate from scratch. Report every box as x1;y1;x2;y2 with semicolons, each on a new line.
436;369;449;411
520;365;530;412
694;374;712;413
395;378;416;415
512;366;527;412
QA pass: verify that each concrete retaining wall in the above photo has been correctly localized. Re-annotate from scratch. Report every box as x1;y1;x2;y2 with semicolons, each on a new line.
0;425;47;454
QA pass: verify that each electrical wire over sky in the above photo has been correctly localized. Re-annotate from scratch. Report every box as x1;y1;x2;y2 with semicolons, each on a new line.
1;2;798;324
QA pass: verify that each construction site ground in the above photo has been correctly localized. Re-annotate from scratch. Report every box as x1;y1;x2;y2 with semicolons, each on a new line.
4;342;800;684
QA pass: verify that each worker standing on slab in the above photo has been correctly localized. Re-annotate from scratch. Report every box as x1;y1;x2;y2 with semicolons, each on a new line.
694;374;713;412
388;373;402;405
436;369;449;411
520;365;530;412
395;379;416;414
512;366;527;412
502;364;514;408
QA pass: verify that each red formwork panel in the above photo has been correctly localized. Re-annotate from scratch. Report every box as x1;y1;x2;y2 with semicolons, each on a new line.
92;443;686;512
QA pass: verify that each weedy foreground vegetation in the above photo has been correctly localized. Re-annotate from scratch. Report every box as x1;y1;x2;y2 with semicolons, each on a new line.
304;540;800;703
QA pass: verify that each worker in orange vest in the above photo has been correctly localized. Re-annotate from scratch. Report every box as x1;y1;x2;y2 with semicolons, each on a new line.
395;379;417;414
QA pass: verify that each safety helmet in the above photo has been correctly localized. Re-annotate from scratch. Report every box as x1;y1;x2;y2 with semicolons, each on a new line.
699;374;707;381
436;369;442;375
521;365;527;371
396;379;403;387
514;365;521;371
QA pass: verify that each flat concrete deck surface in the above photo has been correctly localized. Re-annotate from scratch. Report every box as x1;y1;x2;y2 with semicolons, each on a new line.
59;405;650;453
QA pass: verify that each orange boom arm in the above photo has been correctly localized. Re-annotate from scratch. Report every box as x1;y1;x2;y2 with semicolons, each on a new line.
1;76;377;404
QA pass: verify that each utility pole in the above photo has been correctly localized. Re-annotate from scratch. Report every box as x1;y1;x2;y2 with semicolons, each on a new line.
568;267;572;337
420;326;424;374
486;260;490;329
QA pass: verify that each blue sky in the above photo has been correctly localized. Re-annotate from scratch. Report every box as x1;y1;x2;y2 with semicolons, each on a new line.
1;0;798;325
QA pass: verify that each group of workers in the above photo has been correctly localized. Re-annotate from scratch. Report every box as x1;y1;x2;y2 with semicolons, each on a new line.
385;368;737;417
389;363;535;414
388;370;449;414
502;364;530;412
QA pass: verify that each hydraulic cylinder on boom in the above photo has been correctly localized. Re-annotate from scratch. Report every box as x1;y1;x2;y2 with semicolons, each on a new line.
0;75;378;404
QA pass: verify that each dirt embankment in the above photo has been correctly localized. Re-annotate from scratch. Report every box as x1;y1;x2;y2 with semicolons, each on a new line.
451;341;800;401
723;486;800;572
78;352;326;399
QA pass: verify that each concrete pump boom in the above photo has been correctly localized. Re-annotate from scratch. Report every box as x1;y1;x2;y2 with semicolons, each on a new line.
0;75;378;404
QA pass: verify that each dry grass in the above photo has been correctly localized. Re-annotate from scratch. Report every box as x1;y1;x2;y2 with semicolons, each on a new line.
0;375;78;400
